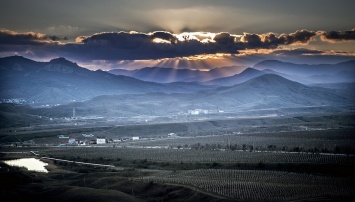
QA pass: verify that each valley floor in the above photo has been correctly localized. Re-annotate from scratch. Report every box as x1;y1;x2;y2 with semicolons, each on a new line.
1;113;355;201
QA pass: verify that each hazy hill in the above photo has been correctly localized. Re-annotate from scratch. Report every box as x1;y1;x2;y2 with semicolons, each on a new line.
260;69;311;84
195;74;348;110
182;66;246;82
30;74;350;117
202;68;265;86
109;60;355;85
0;56;210;104
311;82;355;102
305;70;355;84
194;60;355;86
108;66;245;83
130;67;204;83
107;68;138;77
253;60;355;78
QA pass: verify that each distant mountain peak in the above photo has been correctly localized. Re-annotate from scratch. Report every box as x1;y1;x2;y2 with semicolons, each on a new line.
241;67;260;73
257;59;281;63
49;57;78;66
9;55;26;59
254;60;288;66
1;55;33;63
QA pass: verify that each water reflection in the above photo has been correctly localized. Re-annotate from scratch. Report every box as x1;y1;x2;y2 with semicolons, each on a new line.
3;158;48;173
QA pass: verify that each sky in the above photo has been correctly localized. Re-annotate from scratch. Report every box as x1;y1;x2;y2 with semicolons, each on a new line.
1;0;355;70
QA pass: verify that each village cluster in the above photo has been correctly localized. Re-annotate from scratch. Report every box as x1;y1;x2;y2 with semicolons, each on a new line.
57;134;141;146
187;109;224;115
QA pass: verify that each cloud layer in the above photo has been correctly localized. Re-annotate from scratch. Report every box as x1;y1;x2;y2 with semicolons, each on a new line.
320;28;355;42
0;28;354;61
0;30;67;45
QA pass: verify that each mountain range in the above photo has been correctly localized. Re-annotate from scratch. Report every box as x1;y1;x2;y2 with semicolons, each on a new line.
196;74;349;110
0;56;212;104
253;60;355;77
0;56;354;120
108;60;355;85
29;74;351;118
108;65;245;83
202;68;265;86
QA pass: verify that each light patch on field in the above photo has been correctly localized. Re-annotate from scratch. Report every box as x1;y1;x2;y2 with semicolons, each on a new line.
3;158;48;173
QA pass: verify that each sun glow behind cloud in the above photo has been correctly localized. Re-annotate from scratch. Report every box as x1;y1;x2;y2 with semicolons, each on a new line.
150;31;219;43
152;38;171;44
1;28;355;71
175;32;216;42
152;53;237;69
179;53;232;60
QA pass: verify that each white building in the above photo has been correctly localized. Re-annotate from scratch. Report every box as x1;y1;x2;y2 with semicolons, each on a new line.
68;138;78;144
96;137;106;144
188;109;209;115
132;137;140;141
168;133;176;136
188;110;199;115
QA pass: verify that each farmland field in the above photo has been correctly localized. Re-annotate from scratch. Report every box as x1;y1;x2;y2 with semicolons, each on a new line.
1;113;355;201
140;169;355;201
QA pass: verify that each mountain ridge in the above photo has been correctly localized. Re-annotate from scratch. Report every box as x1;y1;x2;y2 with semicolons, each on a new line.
253;60;355;77
108;65;246;83
202;67;264;86
29;74;351;118
0;56;212;104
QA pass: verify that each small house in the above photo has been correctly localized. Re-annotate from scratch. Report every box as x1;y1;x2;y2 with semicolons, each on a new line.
96;137;106;144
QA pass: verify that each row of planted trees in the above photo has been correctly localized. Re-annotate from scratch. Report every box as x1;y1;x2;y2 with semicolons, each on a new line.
187;142;355;155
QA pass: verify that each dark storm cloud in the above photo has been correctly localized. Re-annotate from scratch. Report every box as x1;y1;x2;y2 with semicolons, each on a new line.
214;33;235;45
278;30;317;44
0;30;67;45
67;31;228;60
47;35;69;41
0;29;351;60
67;30;319;60
239;33;264;48
239;30;316;49
213;33;236;51
320;28;355;42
